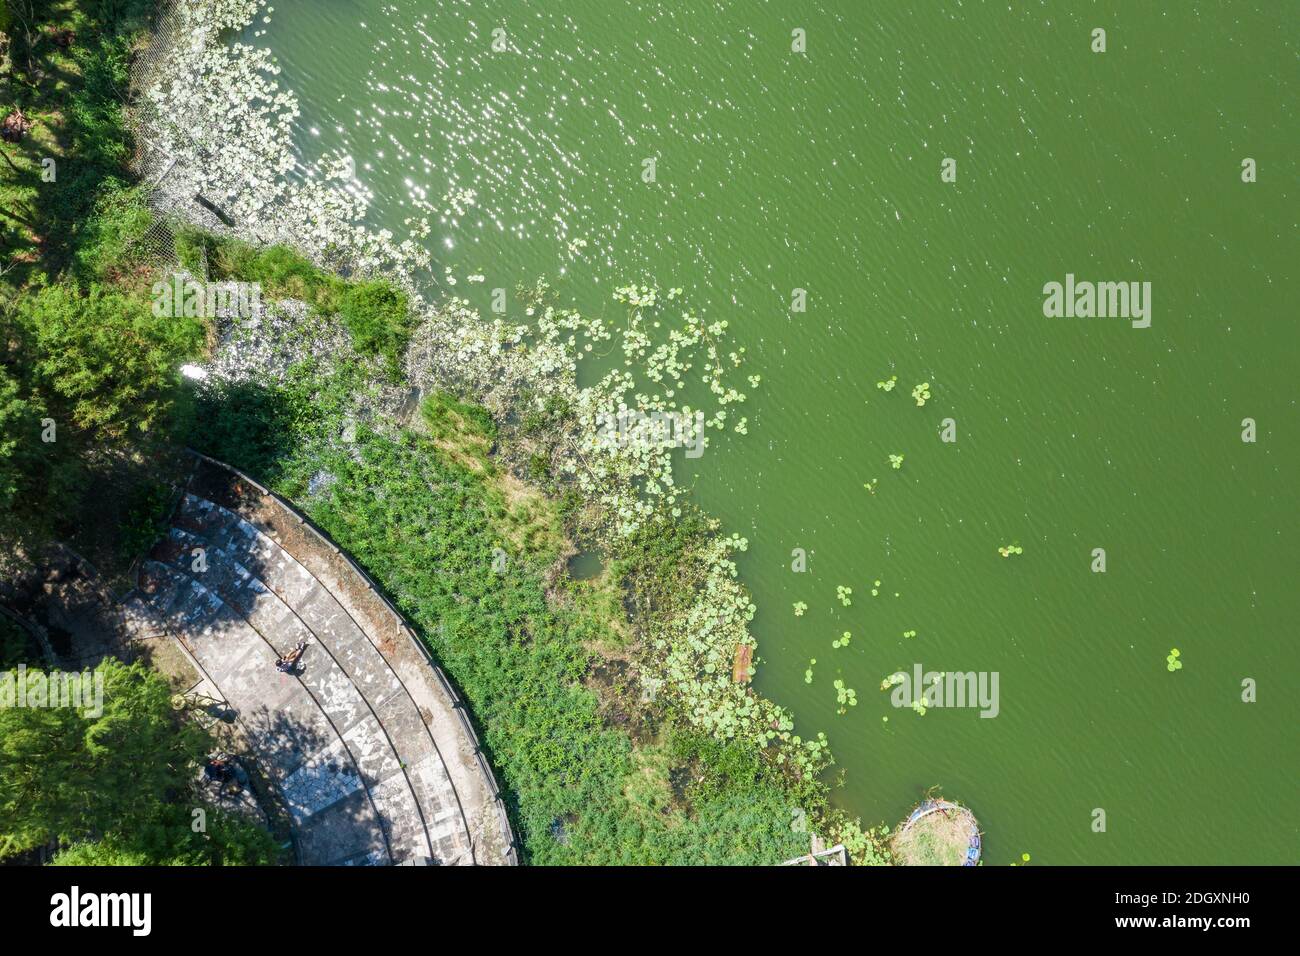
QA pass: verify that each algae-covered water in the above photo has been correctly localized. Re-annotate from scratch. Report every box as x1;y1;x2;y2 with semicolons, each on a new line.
238;0;1298;863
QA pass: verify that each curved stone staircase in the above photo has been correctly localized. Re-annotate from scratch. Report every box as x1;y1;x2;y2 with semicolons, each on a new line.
123;457;515;866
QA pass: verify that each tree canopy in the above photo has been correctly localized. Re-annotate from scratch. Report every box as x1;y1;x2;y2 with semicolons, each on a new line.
0;659;277;864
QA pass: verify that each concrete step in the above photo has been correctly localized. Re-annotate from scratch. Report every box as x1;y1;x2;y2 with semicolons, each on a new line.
153;529;372;735
139;560;396;864
152;519;435;864
177;495;404;708
174;498;459;854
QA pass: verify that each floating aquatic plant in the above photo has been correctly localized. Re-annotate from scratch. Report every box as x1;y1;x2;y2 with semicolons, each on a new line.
880;671;907;691
614;284;659;309
876;375;898;392
832;631;852;649
862;478;878;495
911;382;932;406
889;454;904;470
804;659;816;684
997;544;1024;558
833;679;858;715
1166;648;1183;672
792;601;808;617
836;585;853;607
903;629;917;639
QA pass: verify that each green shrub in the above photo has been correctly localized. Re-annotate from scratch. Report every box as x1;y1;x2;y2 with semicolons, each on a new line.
422;388;497;440
0;659;198;857
339;279;411;377
527;452;549;481
173;225;209;276
0;366;31;512
51;803;280;866
1;657;282;864
15;282;205;439
206;238;343;313
71;185;155;285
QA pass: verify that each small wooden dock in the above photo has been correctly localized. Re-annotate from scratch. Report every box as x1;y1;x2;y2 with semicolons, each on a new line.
780;834;848;866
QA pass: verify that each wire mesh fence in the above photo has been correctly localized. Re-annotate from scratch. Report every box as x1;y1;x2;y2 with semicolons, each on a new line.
123;0;191;273
126;0;260;276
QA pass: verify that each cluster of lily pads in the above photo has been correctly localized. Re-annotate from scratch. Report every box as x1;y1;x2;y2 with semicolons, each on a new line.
998;544;1024;558
879;670;931;717
835;585;853;607
397;273;761;537
1166;648;1183;672
832;631;853;649
874;373;931;408
833;679;858;715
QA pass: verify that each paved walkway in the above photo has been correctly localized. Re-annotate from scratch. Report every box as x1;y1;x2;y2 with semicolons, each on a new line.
123;458;515;865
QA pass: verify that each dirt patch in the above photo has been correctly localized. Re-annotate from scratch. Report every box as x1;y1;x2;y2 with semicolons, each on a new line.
130;628;201;694
1;110;32;143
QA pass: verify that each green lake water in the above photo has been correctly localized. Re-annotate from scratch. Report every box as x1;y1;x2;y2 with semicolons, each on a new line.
238;0;1298;863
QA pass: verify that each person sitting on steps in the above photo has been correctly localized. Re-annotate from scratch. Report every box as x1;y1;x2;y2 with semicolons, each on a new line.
204;754;236;787
275;639;309;674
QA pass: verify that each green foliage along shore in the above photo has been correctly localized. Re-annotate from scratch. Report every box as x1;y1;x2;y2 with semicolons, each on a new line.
0;659;279;864
0;0;276;865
